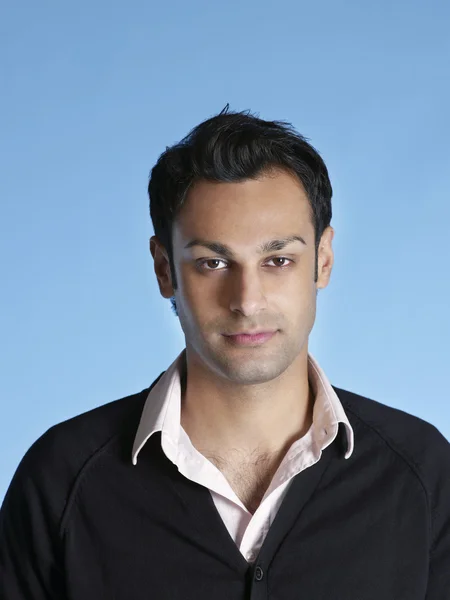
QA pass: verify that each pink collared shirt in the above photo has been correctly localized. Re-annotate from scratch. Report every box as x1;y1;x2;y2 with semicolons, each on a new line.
132;349;354;563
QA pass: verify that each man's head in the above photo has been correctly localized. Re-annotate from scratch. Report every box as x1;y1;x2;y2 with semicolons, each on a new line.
148;107;334;385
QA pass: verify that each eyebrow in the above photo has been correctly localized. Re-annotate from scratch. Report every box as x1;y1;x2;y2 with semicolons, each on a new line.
184;235;307;259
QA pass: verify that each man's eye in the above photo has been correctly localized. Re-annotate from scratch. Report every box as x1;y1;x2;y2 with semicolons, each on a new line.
198;259;228;271
197;257;293;271
267;257;293;268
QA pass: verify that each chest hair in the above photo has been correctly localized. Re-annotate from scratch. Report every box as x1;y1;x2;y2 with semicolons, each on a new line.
202;448;284;514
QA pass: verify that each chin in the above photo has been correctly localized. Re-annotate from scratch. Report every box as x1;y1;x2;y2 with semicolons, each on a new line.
208;350;290;384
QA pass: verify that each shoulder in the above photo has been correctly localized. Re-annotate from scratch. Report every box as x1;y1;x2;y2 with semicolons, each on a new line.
2;372;165;529
334;385;450;554
334;385;450;500
22;370;165;476
334;385;449;451
31;387;148;470
6;389;146;503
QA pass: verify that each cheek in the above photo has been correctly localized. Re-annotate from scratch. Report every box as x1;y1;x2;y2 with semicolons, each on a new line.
177;272;214;328
181;273;211;310
274;267;314;301
277;275;317;327
180;264;224;308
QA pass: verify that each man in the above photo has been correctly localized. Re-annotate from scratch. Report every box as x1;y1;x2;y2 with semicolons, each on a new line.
1;107;449;599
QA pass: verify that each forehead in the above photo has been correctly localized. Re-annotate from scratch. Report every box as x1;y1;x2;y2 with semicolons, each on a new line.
173;170;313;246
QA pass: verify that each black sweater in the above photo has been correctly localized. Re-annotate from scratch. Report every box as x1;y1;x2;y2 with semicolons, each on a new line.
1;375;450;599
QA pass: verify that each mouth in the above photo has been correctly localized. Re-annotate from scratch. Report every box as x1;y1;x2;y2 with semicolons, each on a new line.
222;331;277;346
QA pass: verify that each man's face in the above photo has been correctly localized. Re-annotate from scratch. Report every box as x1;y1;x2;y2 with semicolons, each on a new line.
151;169;334;385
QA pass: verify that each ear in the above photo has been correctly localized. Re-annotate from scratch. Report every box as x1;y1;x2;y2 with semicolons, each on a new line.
150;236;174;299
316;227;334;290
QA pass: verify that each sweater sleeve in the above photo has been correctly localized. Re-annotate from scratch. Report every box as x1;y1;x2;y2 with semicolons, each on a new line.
0;433;67;599
425;429;450;599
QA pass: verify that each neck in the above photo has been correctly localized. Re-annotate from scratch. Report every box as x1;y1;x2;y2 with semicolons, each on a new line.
180;346;314;457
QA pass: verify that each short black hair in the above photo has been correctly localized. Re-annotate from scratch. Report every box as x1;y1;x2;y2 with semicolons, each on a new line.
148;105;333;315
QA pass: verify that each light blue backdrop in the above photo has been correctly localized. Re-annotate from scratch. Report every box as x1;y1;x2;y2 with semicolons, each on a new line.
1;0;449;501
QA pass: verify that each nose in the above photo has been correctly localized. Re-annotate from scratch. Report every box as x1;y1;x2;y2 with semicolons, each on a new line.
228;266;269;317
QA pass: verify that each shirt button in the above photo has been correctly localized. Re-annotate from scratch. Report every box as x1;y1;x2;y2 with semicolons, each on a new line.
246;552;255;561
255;566;264;581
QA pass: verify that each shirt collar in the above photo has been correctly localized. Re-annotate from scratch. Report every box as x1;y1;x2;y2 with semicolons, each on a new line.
132;348;354;465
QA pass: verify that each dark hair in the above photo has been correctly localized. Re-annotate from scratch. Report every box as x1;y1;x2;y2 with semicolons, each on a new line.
148;106;332;315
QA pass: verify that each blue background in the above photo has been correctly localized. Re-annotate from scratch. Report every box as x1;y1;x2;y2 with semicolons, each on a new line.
1;0;449;501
